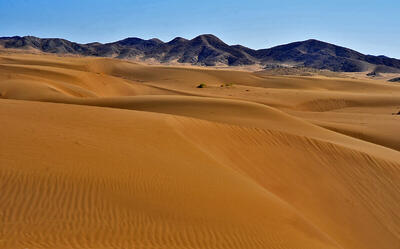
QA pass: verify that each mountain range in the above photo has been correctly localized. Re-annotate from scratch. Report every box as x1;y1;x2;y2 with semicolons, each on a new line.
1;34;400;72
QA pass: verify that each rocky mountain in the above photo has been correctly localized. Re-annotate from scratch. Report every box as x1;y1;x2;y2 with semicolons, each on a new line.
1;34;400;72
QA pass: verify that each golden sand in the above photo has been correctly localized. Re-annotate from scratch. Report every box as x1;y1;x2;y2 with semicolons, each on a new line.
0;52;399;249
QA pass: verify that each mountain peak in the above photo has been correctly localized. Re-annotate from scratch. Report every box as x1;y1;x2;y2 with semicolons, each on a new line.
149;38;163;44
114;37;144;45
192;34;225;43
196;34;220;39
189;34;228;51
303;38;326;43
168;37;188;44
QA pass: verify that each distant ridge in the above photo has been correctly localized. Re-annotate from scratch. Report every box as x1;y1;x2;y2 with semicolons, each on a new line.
1;34;400;72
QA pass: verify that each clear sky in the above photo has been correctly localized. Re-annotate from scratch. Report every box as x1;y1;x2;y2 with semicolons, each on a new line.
1;0;399;58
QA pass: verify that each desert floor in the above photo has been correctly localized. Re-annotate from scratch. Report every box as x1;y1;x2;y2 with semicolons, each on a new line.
0;51;400;249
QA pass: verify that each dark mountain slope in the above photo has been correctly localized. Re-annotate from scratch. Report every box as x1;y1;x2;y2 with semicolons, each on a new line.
1;35;399;72
256;39;400;72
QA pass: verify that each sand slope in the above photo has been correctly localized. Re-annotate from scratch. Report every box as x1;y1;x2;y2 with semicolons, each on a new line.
1;52;400;249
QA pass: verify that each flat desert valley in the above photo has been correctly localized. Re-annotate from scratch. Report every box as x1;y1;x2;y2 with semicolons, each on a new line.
1;50;400;249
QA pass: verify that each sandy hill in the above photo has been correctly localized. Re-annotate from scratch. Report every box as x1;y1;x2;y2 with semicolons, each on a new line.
0;51;400;249
2;35;400;71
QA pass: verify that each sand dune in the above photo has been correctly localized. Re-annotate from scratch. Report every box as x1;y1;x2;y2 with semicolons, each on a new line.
1;52;400;249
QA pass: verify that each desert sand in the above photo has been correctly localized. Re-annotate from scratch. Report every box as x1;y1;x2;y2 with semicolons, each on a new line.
0;51;400;249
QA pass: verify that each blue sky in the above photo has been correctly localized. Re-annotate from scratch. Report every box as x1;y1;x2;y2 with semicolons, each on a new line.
1;0;399;58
